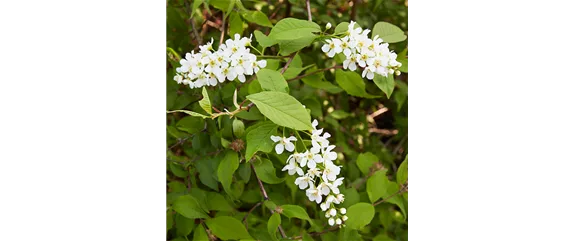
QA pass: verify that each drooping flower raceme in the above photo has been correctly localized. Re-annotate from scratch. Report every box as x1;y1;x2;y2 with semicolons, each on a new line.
276;119;348;227
321;21;402;80
173;34;267;89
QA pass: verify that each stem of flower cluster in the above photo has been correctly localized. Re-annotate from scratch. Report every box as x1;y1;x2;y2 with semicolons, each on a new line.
294;131;307;151
286;65;343;82
249;161;288;238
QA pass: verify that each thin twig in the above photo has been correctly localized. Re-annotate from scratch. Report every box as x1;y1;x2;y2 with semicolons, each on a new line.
306;0;312;21
373;181;408;206
219;13;226;46
250;161;287;238
286;65;343;82
168;136;192;150
280;53;297;74
190;17;202;45
243;201;263;229
350;0;357;21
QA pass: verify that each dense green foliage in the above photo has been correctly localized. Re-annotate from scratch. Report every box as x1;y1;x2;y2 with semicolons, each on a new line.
167;0;408;240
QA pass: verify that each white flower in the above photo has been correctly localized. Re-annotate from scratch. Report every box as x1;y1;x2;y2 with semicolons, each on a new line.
329;208;337;216
326;22;332;30
322;145;338;162
325;195;336;206
327;177;344;194
306;185;323;203
335;194;345;204
339;36;355;57
294;175;313;189
321;39;342;58
270;135;297;154
328;218;335;226
302;149;323;169
322;162;341;182
320;202;329;212
343;53;358;71
339;208;346;214
342;215;348;221
282;158;304;176
362;65;376;80
317;181;331;195
307;167;321;179
335;218;342;225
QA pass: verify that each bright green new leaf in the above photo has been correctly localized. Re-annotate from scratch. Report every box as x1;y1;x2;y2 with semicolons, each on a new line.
267;213;281;241
199;87;212;114
371;22;407;43
191;0;203;18
397;155;408;185
334;21;361;35
172;195;209;219
367;170;390;203
229;12;244;37
356;152;378;175
268;18;320;55
253;158;284;184
254;30;277;48
167;110;210;119
280;204;311;221
242;10;273;27
301;68;342;94
335;70;379;98
247;91;312;130
205;216;253;240
217;151;240;197
330;110;350;119
373;74;395;98
345;203;375;230
233;119;245;138
256;69;289;93
245;121;277;160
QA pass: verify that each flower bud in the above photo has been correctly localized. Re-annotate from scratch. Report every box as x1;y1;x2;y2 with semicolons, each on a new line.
335;218;342;225
326;22;332;30
325;212;331;218
342;215;348;221
329;208;337;216
328;218;335;226
339;208;346;214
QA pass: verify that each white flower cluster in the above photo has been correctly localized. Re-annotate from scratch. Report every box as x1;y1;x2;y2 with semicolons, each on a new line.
321;21;402;80
173;34;267;89
272;120;347;226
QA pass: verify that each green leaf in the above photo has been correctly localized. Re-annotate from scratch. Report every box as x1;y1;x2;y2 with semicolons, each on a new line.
268;18;320;55
334;22;361;35
371;22;407;43
335;70;379;98
345;203;375;230
256;69;289;93
172;195;209;219
169;162;188;178
367;170;389;203
193;225;209;241
209;0;233;11
280;204;311;221
301;68;342;94
175;214;196;236
206;192;235;211
373;234;395;241
233;119;245;138
229;11;244;37
167;110;210;119
267;213;281;241
253;158;285;184
264;200;277;210
356;152;378;175
167;210;173;232
330;110;350;119
254;30;277;48
397;155;408;185
238;161;252;182
217;151;240;197
242;10;273;27
245;121;277;160
199;89;212;115
205;216;253;240
247;91;312;130
191;0;203;17
397;48;408;73
176;116;204;134
373;74;394;98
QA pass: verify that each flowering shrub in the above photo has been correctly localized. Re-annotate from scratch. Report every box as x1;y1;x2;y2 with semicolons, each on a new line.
167;0;408;240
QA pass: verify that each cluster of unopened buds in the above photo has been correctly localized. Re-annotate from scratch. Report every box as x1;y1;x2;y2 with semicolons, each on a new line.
173;34;267;89
322;21;402;80
272;120;347;226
